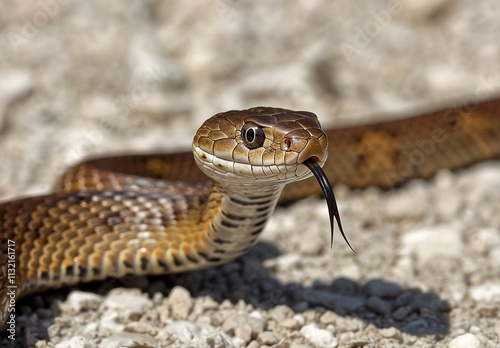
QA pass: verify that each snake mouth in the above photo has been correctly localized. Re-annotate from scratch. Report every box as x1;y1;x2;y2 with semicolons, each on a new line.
303;157;355;252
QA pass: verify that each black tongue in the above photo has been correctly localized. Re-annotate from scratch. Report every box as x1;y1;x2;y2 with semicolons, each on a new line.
303;158;355;252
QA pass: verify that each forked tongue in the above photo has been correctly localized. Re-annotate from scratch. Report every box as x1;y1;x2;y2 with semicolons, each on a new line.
303;158;355;252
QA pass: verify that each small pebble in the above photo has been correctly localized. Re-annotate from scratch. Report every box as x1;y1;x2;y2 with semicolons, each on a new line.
247;341;260;348
448;333;481;348
269;305;294;322
47;325;60;338
379;327;400;339
279;318;298;330
231;337;246;348
257;331;282;345
66;291;103;313
300;324;338;348
469;281;500;302
235;324;253;342
319;311;338;325
222;312;266;336
293;314;306;326
168;286;193;320
103;290;153;313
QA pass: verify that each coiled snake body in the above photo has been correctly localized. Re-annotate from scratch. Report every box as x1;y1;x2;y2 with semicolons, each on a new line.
1;101;500;327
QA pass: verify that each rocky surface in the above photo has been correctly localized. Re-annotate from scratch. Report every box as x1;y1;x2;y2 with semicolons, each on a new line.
1;1;500;347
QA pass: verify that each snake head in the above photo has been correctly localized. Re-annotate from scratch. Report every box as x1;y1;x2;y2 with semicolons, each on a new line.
192;107;328;185
193;107;354;252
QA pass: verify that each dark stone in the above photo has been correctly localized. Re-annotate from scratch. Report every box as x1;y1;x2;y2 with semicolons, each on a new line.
366;296;392;316
331;277;361;295
362;279;402;298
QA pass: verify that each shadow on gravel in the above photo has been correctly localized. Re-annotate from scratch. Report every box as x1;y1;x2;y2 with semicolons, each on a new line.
1;241;449;346
163;241;450;337
166;241;450;337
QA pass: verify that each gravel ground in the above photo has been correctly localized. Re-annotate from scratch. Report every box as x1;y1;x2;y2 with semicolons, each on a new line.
1;1;500;347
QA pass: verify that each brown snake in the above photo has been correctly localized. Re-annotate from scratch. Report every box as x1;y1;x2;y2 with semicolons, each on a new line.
1;100;500;329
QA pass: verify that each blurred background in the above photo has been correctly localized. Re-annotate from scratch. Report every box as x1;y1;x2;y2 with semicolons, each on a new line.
2;2;500;346
0;0;499;200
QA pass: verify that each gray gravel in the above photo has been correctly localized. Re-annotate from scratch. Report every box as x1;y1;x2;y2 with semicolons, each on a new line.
1;1;500;347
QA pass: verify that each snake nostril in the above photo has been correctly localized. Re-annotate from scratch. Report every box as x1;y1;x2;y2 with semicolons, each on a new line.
283;138;292;150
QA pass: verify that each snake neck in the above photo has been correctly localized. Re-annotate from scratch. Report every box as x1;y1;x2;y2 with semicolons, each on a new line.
201;182;285;262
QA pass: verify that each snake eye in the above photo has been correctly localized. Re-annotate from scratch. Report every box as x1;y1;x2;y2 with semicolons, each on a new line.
242;122;265;149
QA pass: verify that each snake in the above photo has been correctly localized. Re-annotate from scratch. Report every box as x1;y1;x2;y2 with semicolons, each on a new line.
1;100;500;329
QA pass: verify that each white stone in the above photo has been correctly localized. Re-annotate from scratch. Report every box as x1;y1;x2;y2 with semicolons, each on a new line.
293;314;306;326
232;337;247;348
300;324;338;348
103;293;153;312
448;333;481;348
168;286;193;320
66;291;103;313
379;327;401;339
249;310;264;320
469;281;500;302
401;223;463;263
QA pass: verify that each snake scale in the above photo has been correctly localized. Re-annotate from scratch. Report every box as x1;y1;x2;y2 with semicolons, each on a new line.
1;99;500;328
